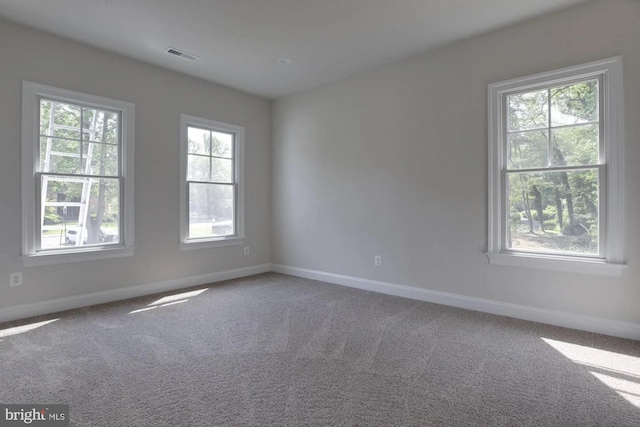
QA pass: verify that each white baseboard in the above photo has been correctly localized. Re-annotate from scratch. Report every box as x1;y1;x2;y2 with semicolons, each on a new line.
4;262;638;341
0;264;271;324
271;264;640;341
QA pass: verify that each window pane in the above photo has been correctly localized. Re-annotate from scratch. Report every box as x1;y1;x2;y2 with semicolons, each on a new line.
83;142;119;176
40;100;81;140
40;137;81;174
187;154;210;181
43;176;83;204
507;130;548;169
506;170;599;256
508;89;548;131
551;124;599;167
551;80;598;127
211;131;233;158
83;109;119;144
211;158;233;183
41;176;120;250
188;183;234;239
39;99;52;136
188;127;211;155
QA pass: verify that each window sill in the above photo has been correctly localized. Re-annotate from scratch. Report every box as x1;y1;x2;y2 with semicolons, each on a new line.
486;252;626;277
179;237;244;251
22;246;135;267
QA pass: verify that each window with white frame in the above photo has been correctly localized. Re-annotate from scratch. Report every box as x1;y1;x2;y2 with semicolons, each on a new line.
487;57;625;276
22;82;135;266
180;115;244;249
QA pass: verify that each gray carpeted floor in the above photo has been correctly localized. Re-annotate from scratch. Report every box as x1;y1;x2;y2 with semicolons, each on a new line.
1;272;639;426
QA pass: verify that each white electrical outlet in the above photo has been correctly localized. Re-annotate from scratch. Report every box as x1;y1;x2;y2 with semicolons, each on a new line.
244;247;250;255
10;272;23;287
374;255;382;267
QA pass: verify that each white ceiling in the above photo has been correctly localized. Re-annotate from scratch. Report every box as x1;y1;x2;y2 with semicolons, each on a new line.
0;0;591;99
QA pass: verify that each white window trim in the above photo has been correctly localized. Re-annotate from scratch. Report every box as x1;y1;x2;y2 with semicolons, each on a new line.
179;114;245;251
21;81;136;267
487;57;625;277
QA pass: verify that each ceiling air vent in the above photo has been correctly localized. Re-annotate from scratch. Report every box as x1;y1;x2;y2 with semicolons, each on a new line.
165;47;199;61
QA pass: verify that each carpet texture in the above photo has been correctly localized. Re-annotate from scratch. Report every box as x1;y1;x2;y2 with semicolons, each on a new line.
0;273;639;426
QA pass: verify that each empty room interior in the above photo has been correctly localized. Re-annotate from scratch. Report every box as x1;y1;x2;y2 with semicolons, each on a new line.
1;0;639;425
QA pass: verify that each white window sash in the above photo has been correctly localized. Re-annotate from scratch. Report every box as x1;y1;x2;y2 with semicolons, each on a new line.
487;57;625;275
21;81;135;266
179;114;245;250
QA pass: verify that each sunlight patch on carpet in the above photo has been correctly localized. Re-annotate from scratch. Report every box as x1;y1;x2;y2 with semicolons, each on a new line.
159;299;189;307
542;337;640;408
0;318;59;338
130;289;207;314
129;306;158;314
591;372;640;407
149;289;207;306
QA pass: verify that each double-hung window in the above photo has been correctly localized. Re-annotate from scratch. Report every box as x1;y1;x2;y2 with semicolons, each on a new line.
21;82;135;266
487;57;625;276
179;115;245;249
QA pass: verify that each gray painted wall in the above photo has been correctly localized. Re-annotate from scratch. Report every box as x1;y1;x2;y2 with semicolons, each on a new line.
272;0;640;324
0;20;271;309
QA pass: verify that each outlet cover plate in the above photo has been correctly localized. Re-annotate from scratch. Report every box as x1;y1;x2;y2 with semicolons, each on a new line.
10;272;23;287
